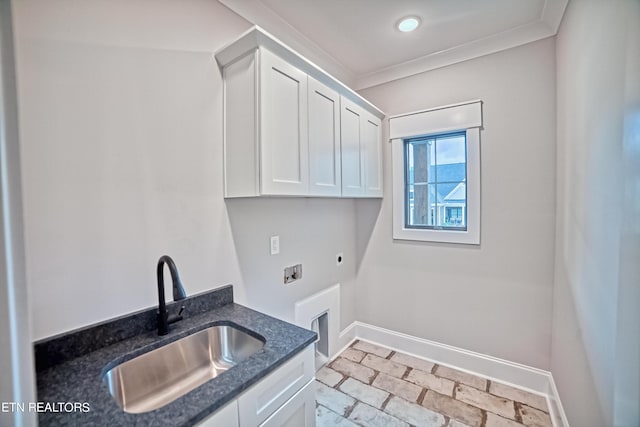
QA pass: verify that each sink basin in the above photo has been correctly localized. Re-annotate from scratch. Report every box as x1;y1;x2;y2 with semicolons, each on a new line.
103;325;265;414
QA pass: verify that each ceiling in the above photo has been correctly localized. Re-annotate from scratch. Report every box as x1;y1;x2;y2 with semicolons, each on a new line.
219;0;568;89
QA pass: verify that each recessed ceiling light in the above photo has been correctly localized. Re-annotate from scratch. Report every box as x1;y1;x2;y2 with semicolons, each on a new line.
397;16;421;32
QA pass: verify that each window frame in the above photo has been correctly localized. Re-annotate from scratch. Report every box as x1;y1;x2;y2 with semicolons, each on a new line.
390;100;482;245
403;131;468;232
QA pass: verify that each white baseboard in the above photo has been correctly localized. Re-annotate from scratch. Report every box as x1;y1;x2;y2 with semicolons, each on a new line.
547;373;570;427
335;321;569;427
333;321;357;362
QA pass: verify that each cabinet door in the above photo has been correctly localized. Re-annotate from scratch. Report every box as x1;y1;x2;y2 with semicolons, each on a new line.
238;346;314;426
340;97;365;197
196;400;239;427
259;48;309;195
308;78;341;197
259;380;315;427
363;112;383;197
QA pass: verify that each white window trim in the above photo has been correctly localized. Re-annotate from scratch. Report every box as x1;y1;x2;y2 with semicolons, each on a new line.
390;100;482;245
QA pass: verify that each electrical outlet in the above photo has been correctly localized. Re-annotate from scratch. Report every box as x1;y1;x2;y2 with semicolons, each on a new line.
270;235;280;255
336;253;344;266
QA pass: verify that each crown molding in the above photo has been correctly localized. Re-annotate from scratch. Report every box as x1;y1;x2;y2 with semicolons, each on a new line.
218;0;357;87
541;0;569;33
355;0;568;89
354;21;552;90
218;0;568;92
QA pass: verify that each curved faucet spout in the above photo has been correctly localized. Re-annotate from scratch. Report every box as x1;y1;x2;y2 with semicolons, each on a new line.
157;255;187;335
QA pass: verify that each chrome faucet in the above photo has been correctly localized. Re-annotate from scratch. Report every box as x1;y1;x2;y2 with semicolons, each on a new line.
156;255;187;335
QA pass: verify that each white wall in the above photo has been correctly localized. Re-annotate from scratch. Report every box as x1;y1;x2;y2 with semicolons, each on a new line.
0;2;36;425
226;198;357;331
356;38;557;369
13;0;357;340
552;0;640;426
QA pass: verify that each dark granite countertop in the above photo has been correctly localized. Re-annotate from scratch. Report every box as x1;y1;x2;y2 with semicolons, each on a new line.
34;286;316;426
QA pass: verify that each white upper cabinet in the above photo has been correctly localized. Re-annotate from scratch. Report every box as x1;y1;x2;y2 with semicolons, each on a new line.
363;112;383;197
341;97;383;198
308;77;341;196
217;26;384;198
260;49;309;195
340;97;364;197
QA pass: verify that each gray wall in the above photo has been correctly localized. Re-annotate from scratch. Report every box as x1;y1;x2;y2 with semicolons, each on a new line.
552;0;640;425
357;37;557;370
13;0;358;340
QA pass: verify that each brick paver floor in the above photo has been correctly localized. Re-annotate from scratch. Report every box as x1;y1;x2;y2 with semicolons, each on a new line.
316;340;552;427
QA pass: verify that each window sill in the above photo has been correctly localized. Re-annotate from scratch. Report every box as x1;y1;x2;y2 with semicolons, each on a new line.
392;226;479;245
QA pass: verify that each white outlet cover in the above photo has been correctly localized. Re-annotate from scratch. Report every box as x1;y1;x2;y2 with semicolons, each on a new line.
270;235;280;255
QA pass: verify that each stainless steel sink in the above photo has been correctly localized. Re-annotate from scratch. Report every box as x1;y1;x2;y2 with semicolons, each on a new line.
103;325;265;414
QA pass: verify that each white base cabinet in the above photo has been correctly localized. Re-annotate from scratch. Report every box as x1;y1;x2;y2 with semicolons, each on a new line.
259;380;315;427
197;345;315;427
197;400;239;427
238;345;315;426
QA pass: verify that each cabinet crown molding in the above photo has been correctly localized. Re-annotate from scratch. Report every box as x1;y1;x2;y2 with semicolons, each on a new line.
215;26;384;120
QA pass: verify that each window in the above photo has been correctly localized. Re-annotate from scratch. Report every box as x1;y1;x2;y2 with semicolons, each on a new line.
389;100;482;244
405;132;467;231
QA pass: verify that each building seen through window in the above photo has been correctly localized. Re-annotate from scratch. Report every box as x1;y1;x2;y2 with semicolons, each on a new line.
405;132;467;230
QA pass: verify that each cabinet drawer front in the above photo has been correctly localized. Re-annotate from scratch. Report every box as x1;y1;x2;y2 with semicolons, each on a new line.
258;379;316;427
196;400;239;427
238;346;314;426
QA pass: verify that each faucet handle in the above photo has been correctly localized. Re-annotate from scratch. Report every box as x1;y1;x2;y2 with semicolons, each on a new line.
167;305;185;325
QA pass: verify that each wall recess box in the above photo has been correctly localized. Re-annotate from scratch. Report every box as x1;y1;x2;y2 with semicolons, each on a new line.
284;264;302;284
